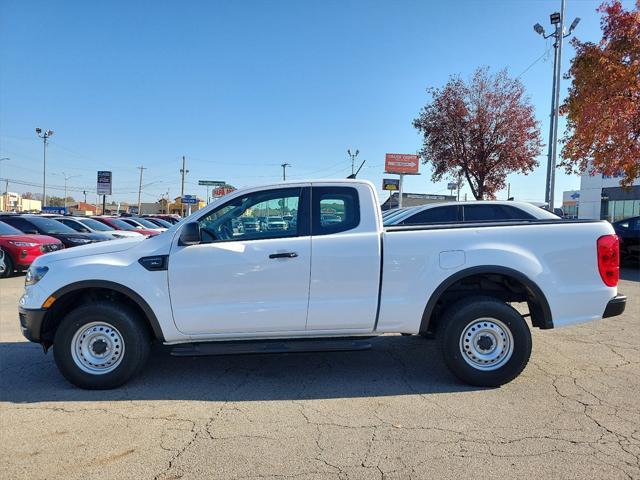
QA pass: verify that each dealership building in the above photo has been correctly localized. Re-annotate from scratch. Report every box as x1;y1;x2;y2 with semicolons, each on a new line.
569;169;640;222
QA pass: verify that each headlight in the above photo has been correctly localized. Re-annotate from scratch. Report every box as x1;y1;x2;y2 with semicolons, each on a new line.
25;266;49;286
9;241;38;247
68;238;92;244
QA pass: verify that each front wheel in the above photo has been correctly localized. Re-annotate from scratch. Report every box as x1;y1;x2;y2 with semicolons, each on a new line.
53;302;151;389
439;296;532;387
0;249;13;278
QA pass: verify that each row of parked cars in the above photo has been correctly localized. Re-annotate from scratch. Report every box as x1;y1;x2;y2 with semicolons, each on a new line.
0;213;181;277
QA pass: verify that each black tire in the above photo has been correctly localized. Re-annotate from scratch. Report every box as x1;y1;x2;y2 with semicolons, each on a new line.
438;296;532;387
0;248;14;278
53;302;151;389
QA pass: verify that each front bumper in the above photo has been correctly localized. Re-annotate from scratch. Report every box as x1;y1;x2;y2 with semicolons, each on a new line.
603;295;626;318
18;306;47;342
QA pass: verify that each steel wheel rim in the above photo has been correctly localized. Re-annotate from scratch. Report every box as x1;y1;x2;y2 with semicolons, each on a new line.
0;251;6;274
70;322;125;375
459;317;514;371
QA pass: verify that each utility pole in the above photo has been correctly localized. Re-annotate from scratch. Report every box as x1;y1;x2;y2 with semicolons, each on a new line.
281;163;291;181
347;149;359;176
0;158;9;212
35;128;54;207
534;2;580;210
83;190;87;203
180;156;189;217
136;165;147;214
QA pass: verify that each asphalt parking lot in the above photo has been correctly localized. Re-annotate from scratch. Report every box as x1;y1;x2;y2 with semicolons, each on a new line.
1;271;639;480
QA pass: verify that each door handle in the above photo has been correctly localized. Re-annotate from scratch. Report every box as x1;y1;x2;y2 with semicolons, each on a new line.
269;252;298;259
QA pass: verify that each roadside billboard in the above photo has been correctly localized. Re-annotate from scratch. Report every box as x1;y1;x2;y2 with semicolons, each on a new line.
97;171;112;195
213;186;235;197
384;154;419;174
382;179;400;191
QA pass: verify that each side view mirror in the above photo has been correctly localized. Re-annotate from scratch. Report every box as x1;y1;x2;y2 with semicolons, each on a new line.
178;222;201;246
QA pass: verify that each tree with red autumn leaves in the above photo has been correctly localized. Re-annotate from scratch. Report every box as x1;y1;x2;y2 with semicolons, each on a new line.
560;1;640;186
413;68;543;200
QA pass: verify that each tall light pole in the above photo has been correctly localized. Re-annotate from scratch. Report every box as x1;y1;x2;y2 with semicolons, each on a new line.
534;1;580;210
136;165;147;214
57;172;80;210
35;128;54;207
179;156;189;217
0;158;9;212
347;149;359;176
281;163;291;181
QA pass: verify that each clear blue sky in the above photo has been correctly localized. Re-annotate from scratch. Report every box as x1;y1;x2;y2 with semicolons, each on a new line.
0;0;633;206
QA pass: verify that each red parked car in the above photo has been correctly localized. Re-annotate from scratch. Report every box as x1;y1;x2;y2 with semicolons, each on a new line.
0;221;64;278
93;217;160;237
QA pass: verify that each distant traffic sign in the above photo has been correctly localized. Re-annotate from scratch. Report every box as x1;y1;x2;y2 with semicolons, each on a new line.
198;180;226;186
382;179;400;191
447;182;457;191
384;154;419;174
182;195;198;204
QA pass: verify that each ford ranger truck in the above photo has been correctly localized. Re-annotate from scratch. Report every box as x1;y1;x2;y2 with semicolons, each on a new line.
18;180;626;389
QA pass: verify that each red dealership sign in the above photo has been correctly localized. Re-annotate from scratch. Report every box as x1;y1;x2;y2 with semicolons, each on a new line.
384;154;419;174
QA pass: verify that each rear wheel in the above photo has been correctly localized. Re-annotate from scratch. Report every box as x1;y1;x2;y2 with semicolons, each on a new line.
53;302;151;389
0;249;13;278
439;296;532;387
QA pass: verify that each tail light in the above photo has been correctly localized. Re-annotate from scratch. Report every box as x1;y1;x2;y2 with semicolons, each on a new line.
597;235;619;287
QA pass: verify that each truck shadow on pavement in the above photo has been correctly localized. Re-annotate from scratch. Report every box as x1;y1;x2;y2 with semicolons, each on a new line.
0;335;481;403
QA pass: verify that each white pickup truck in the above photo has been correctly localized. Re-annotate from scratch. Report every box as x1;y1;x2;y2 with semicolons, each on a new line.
18;180;626;389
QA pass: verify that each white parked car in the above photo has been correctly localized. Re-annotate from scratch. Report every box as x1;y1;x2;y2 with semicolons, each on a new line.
18;180;625;389
119;217;167;232
54;217;145;240
383;201;560;226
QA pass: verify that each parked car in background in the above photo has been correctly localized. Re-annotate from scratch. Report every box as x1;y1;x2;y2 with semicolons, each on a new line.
263;216;287;231
53;217;145;240
142;217;173;229
0;221;64;277
0;215;111;248
120;217;167;232
612;216;639;266
320;213;343;226
143;215;181;225
240;216;260;233
93;217;160;237
384;201;561;226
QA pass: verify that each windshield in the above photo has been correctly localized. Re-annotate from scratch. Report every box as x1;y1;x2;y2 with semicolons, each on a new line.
78;218;115;231
105;218;137;230
0;221;24;235
26;216;77;234
267;217;284;221
148;218;172;228
130;217;160;229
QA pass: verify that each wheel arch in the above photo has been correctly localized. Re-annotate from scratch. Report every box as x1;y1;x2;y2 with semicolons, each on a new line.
419;265;552;335
41;280;165;345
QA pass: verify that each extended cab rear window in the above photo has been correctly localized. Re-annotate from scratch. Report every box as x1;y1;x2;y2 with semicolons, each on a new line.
312;187;360;235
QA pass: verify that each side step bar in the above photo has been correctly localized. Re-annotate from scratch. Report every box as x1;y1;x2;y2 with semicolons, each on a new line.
169;337;374;357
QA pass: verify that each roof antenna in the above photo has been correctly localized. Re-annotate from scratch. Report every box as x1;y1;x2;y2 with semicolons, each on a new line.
347;159;366;179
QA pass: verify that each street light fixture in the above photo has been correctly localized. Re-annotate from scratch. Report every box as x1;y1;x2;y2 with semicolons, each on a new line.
533;0;579;210
35;128;54;207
